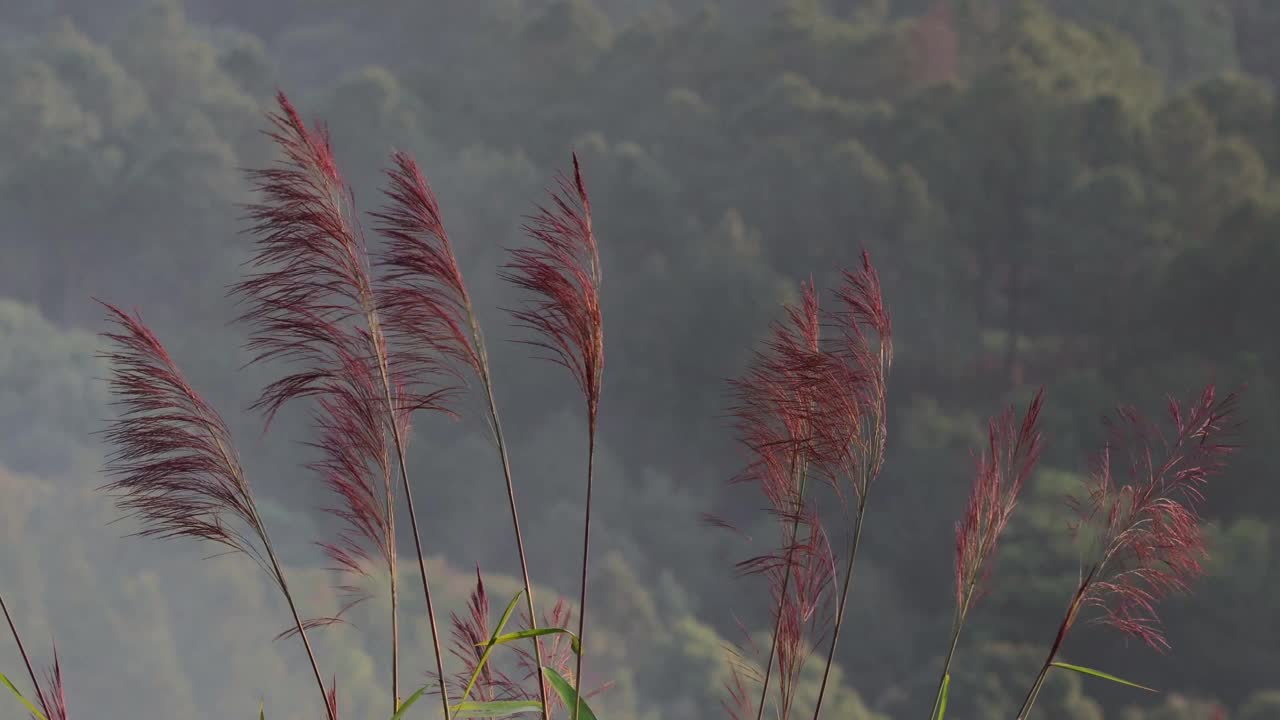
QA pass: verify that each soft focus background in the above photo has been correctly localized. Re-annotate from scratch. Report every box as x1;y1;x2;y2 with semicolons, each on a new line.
1;0;1278;718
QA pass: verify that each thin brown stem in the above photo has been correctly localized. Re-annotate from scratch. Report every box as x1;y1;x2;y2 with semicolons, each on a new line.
571;427;597;720
390;548;399;711
381;387;400;712
208;427;334;720
1016;579;1089;720
362;288;443;717
250;507;336;720
381;378;452;720
811;496;869;720
0;591;47;718
480;364;551;720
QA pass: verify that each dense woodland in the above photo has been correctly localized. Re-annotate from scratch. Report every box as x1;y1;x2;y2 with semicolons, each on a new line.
1;0;1279;718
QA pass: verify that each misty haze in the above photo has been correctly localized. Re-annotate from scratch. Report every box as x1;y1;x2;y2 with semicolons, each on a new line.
1;1;1278;719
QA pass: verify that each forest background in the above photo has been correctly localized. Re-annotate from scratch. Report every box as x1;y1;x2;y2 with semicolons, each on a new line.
1;0;1278;718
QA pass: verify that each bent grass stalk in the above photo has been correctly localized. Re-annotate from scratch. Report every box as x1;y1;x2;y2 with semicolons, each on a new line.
928;390;1045;719
811;255;892;720
1016;386;1239;719
501;154;603;720
374;152;552;720
97;303;335;720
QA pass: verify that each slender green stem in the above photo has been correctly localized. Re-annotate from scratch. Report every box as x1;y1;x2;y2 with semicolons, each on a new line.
928;583;980;720
811;495;870;720
927;615;964;720
571;428;597;720
1;591;46;717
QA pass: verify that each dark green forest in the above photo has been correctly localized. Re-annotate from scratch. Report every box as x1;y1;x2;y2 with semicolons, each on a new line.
1;0;1278;718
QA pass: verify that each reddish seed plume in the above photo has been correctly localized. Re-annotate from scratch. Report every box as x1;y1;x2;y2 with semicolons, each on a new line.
501;153;604;427
373;151;484;384
325;677;339;720
726;281;825;511
442;567;516;702
233;94;457;636
719;282;845;720
33;648;68;720
1069;385;1242;650
811;250;893;502
770;517;837;720
234;92;393;418
954;388;1046;612
98;302;270;568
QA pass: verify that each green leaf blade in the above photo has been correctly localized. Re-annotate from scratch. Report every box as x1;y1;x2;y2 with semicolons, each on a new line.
542;667;599;720
390;685;430;720
1051;661;1156;693
479;627;582;655
1;672;49;720
451;700;544;717
452;590;526;717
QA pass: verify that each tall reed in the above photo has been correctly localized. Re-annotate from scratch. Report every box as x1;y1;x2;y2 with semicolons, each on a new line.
1015;386;1240;718
97;302;335;720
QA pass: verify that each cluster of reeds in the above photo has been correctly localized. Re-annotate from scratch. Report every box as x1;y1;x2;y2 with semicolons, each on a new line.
709;258;1241;719
1;94;1243;720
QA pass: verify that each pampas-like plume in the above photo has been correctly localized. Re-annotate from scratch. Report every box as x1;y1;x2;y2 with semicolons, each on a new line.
96;302;334;720
954;389;1046;612
233;92;453;715
443;567;514;704
807;251;892;720
1016;385;1241;718
33;648;67;720
502;154;604;427
928;389;1045;719
721;281;830;720
502;154;604;720
374;151;552;720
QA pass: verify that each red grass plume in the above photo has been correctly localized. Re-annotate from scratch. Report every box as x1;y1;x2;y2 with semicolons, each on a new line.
441;567;515;704
98;303;268;565
929;389;1045;719
373;151;484;385
501;153;604;428
232;91;408;588
1068;384;1242;650
502;154;604;720
806;251;893;507
232;93;460;714
233;92;407;638
1016;385;1242;719
373;149;554;720
97;301;335;720
719;282;840;720
954;388;1046;614
33;649;69;720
